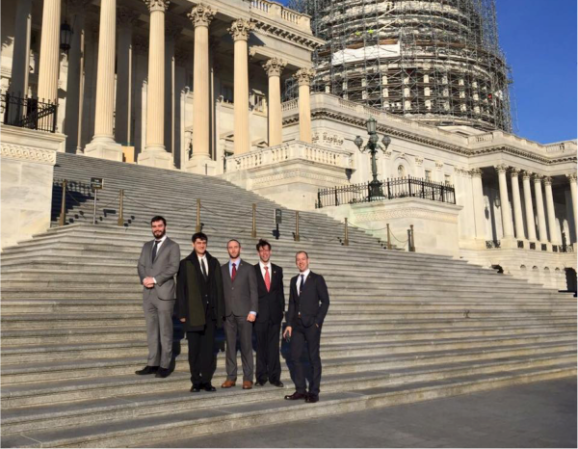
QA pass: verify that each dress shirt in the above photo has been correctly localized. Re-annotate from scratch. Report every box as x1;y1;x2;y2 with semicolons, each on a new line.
198;254;209;276
296;269;311;294
229;258;256;316
151;234;168;284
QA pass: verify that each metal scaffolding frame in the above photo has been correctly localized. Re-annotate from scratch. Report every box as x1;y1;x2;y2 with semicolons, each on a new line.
287;0;512;132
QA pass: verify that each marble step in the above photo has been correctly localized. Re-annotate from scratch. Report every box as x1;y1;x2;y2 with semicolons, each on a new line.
2;364;575;448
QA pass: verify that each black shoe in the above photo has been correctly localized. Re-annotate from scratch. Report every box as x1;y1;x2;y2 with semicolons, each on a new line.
270;381;284;388
305;394;319;403
135;366;159;375
203;383;217;392
255;380;267;387
190;384;202;393
284;392;307;400
155;368;171;378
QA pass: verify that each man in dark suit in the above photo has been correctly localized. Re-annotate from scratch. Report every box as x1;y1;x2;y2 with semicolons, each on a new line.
177;232;224;393
253;239;285;388
283;251;330;403
221;239;259;390
136;216;181;379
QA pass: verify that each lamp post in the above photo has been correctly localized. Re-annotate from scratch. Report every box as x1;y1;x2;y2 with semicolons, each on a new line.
355;117;391;199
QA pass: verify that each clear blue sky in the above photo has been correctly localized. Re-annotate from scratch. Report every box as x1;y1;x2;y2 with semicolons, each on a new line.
281;0;577;143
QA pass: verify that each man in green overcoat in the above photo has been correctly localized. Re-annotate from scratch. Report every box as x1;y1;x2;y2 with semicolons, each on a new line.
177;232;225;392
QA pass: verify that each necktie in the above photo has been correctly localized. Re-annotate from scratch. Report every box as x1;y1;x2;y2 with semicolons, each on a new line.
152;240;161;262
264;266;271;292
231;263;237;281
299;274;305;296
200;258;208;281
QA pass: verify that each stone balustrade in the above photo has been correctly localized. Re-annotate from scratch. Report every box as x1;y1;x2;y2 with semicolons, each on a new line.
226;140;354;171
247;0;311;31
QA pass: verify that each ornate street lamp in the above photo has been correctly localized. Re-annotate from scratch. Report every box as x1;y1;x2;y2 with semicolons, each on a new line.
60;21;73;53
354;117;391;199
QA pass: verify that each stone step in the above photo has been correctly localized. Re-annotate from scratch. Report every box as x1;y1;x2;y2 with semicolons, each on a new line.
2;364;575;448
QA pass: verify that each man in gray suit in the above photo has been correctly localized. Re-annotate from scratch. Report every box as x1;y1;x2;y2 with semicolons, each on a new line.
136;216;181;378
221;239;259;390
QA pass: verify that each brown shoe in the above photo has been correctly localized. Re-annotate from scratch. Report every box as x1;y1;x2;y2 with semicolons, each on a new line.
221;380;236;388
242;381;253;390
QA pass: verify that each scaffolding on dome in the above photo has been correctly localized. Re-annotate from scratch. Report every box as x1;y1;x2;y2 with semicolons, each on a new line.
286;0;513;132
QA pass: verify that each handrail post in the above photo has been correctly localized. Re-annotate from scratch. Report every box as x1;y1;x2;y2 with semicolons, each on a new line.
59;180;67;226
344;218;349;246
117;189;124;226
410;224;415;252
295;211;300;242
251;203;257;238
386;223;392;250
196;199;201;232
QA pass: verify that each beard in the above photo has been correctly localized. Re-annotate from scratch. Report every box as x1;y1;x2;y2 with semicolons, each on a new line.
153;229;166;239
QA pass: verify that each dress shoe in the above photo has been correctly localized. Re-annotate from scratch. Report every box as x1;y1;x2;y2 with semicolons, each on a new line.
135;366;159;375
155;368;171;378
190;385;202;393
305;394;319;403
203;383;217;392
255;380;267;387
242;381;253;390
270;381;284;388
221;380;236;388
284;392;307;400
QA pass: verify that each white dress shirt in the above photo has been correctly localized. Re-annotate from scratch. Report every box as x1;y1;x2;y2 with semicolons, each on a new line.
296;269;311;294
259;261;272;280
198;254;209;276
151;235;167;284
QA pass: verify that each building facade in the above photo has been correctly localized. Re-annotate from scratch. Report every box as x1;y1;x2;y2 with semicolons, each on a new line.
1;0;576;289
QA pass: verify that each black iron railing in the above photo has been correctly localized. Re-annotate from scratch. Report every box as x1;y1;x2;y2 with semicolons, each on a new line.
316;176;456;208
1;92;58;133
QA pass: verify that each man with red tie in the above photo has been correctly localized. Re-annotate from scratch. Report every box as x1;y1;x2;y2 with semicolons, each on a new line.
253;240;285;387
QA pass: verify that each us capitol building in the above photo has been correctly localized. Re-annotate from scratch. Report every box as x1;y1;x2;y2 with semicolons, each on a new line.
1;0;576;290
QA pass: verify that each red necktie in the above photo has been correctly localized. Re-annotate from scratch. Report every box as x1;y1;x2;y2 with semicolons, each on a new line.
232;263;237;281
264;266;271;292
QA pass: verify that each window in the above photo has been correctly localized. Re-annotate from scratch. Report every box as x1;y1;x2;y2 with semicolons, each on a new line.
445;174;452;186
253;93;266;113
398;165;406;178
425;170;432;182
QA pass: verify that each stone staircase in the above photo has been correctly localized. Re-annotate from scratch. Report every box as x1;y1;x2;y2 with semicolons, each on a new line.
1;153;576;448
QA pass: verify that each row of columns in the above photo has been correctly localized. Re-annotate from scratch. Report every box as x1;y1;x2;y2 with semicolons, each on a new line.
33;0;315;170
472;166;578;246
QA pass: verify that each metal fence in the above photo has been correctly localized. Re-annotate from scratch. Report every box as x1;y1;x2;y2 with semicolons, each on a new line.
1;92;58;133
316;176;456;208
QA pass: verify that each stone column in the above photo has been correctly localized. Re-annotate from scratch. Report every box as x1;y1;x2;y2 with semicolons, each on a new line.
38;0;61;103
187;4;217;174
263;58;286;147
495;165;515;239
115;8;139;147
470;168;487;242
533;175;548;244
522;171;537;242
294;68;315;143
9;0;32;99
544;176;560;245
510;168;526;240
138;0;173;168
229;19;255;155
85;0;123;160
567;173;578;241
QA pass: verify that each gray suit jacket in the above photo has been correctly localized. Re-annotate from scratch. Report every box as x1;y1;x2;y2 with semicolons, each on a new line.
138;237;181;300
221;259;259;317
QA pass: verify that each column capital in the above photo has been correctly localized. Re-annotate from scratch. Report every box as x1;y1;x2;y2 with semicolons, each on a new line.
543;176;553;186
228;19;255;41
263;58;286;77
494;164;508;174
188;4;216;28
532;173;543;184
118;7;140;28
143;0;169;13
509;168;521;177
567;172;578;183
293;68;315;86
522;170;533;180
470;168;482;178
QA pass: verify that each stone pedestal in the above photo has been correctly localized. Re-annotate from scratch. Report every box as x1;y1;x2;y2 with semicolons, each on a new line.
1;126;65;249
186;157;218;176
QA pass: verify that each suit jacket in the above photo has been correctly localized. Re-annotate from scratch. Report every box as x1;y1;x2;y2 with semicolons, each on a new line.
137;237;181;300
286;271;330;328
254;263;285;324
221;259;259;317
